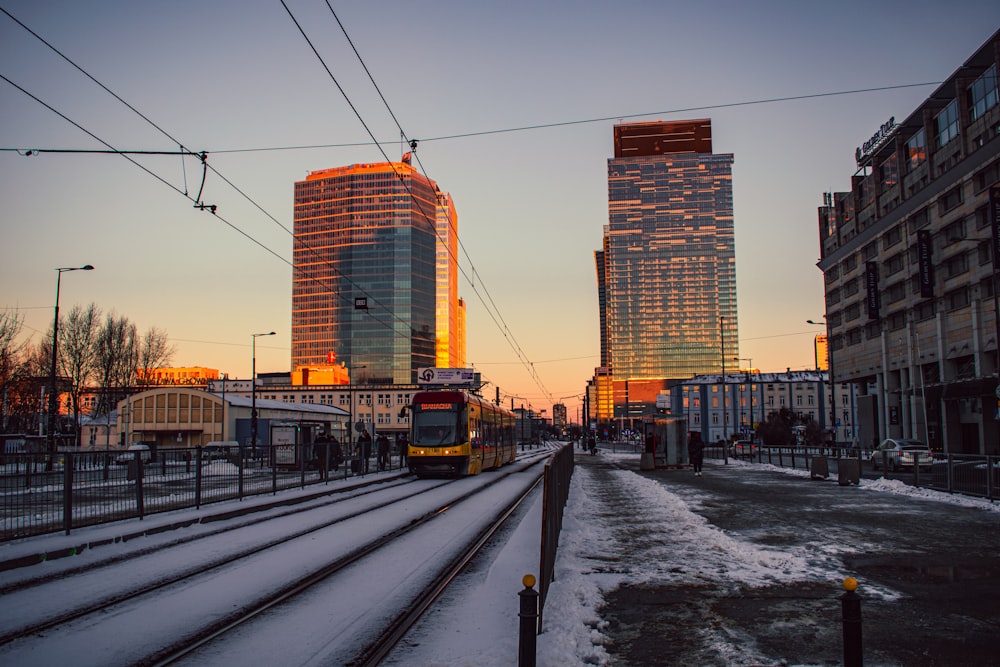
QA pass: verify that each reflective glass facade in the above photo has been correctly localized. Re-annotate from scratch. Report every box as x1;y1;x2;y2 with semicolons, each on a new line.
291;162;439;385
600;120;739;384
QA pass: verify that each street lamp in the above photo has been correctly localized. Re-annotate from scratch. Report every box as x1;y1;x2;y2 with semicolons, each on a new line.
250;331;275;453
737;357;753;435
807;319;836;442
48;265;94;466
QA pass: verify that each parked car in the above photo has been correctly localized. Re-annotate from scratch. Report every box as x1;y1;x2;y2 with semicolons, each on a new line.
869;439;933;471
115;444;152;465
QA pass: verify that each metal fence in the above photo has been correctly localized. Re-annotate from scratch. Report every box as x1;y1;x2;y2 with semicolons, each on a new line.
0;444;407;542
706;445;998;502
537;442;574;633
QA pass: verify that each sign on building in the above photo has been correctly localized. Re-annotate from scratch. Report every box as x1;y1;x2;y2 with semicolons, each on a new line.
417;367;475;385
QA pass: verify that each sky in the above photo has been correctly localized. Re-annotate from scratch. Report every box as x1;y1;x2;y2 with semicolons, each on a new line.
2;2;998;419
1;450;998;665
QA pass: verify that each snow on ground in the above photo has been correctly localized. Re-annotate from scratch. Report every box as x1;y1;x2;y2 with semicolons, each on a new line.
471;451;999;666
4;448;998;666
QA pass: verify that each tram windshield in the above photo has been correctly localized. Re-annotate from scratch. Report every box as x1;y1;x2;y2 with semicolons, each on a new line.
412;407;463;446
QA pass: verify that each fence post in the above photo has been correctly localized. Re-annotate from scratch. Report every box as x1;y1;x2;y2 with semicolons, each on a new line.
63;452;73;535
135;454;145;519
518;574;538;667
840;577;863;667
195;447;204;509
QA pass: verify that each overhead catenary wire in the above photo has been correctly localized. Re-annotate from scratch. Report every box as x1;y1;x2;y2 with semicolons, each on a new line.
0;7;420;352
1;6;942;408
312;2;555;402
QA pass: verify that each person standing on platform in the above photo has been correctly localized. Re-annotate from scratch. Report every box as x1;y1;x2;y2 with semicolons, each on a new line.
688;433;705;476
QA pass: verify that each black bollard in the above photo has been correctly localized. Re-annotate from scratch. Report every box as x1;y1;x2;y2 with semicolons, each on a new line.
518;574;539;667
840;577;863;667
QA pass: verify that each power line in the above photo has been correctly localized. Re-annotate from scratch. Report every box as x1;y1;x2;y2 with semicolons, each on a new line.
314;3;555;403
201;82;941;155
1;7;419;352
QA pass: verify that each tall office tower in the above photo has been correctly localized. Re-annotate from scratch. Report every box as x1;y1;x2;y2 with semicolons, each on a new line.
596;119;739;416
292;160;450;384
435;190;466;368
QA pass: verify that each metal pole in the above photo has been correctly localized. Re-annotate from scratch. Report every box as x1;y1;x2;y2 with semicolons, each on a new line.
250;331;275;458
47;265;93;470
721;316;728;463
840;577;863;667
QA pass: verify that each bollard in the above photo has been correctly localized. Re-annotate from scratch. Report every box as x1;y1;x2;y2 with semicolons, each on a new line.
518;573;539;667
840;577;863;667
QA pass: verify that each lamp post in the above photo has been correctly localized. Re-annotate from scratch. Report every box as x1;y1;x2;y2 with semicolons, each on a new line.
250;331;275;454
807;319;835;443
737;358;753;436
47;265;94;467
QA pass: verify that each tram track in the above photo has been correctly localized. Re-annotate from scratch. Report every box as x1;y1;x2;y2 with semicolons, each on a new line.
0;475;447;647
0;454;551;667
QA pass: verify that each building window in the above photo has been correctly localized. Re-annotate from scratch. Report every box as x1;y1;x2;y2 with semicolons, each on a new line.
935;100;960;148
946;287;970;311
968;64;998;121
939;186;964;215
915;300;935;321
885;253;905;276
905;128;927;171
882;225;902;250
944;252;969;279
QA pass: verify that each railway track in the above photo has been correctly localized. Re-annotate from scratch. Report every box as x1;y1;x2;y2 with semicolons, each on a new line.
0;453;551;666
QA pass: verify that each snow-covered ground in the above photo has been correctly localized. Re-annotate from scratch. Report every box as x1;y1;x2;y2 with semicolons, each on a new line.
2;448;998;666
390;451;1000;666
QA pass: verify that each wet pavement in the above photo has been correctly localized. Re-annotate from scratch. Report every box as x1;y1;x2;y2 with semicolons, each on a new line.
581;455;1000;666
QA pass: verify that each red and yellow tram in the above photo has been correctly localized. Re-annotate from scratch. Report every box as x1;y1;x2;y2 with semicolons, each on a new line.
408;390;517;477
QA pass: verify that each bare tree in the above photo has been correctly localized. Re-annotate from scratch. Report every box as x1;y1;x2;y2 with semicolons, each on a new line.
93;313;138;421
0;309;31;432
136;326;176;388
59;304;101;446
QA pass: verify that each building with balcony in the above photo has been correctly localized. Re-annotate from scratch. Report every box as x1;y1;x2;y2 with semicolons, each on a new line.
817;29;1000;453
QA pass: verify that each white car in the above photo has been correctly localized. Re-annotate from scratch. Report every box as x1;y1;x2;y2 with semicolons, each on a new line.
869;439;933;471
115;444;152;465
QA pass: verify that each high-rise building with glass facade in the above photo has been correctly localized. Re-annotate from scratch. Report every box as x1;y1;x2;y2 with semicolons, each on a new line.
435;190;466;368
291;160;462;385
595;119;739;429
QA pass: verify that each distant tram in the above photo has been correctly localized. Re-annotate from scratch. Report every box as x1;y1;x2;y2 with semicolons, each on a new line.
408;390;517;477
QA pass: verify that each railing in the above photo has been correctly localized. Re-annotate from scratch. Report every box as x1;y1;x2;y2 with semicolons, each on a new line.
0;444;407;542
537;442;574;633
705;445;998;502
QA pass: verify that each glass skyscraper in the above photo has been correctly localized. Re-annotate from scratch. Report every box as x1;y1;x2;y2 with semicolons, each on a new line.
291;161;459;385
596;119;739;412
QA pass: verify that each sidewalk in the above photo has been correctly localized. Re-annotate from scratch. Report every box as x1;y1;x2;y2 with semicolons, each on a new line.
567;453;1000;666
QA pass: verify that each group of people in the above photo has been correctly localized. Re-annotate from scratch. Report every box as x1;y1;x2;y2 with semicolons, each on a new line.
354;430;407;472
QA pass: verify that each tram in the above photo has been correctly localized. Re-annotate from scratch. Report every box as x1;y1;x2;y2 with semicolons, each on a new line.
408;390;517;477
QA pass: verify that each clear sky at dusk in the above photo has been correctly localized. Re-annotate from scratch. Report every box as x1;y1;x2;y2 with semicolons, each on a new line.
2;1;998;418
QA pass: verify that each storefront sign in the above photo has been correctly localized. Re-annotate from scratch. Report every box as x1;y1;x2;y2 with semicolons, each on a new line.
855;116;896;166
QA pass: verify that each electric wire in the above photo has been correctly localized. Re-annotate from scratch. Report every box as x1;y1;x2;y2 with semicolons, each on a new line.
2;7;938;406
317;3;554;402
0;7;415;355
198;82;941;155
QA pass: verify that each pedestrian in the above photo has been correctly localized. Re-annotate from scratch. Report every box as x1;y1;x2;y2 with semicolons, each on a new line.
359;429;372;473
376;433;390;471
688;434;705;476
398;433;409;467
330;434;343;471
